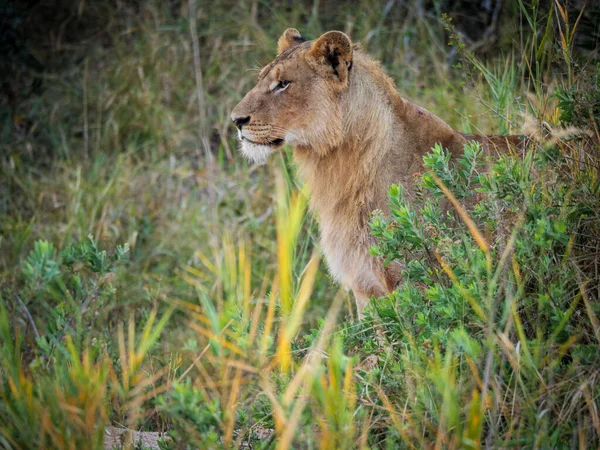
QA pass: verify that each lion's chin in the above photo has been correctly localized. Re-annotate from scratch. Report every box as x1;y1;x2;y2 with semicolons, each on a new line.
238;141;276;166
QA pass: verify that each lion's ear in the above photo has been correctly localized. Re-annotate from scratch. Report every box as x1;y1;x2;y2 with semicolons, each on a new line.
307;31;353;84
278;28;305;54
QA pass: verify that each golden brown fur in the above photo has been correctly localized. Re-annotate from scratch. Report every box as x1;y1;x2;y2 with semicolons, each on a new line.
231;29;519;314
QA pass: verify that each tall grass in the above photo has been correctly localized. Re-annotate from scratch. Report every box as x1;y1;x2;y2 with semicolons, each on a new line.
1;0;599;448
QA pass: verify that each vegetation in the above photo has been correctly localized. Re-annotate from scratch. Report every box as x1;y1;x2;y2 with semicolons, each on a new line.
1;0;599;448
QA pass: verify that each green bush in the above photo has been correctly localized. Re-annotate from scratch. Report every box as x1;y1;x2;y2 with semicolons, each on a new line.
10;235;129;355
555;63;600;130
364;134;600;447
157;380;222;449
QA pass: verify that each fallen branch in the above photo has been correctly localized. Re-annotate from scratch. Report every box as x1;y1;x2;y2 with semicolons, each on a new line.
16;294;40;340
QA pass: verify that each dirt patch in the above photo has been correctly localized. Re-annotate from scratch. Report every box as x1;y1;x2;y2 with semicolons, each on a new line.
104;427;166;450
104;425;275;449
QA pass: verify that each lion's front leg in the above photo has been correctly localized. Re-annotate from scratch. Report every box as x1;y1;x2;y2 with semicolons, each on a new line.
352;284;387;319
351;261;403;319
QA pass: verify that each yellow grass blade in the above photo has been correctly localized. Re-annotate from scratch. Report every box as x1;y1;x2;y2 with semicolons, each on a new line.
554;0;568;23
223;361;244;446
117;323;129;392
275;169;307;318
188;321;244;356
282;290;345;406
376;385;416;446
286;253;320;339
240;240;252;319
435;252;487;321
248;269;271;348
429;173;490;256
277;252;320;372
580;279;600;344
260;275;279;359
194;249;218;275
260;378;288;437
463;390;483;450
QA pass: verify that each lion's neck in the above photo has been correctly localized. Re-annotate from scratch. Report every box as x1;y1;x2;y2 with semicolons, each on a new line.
293;56;402;231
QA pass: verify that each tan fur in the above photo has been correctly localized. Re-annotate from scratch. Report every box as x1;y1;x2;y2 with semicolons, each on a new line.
231;29;520;314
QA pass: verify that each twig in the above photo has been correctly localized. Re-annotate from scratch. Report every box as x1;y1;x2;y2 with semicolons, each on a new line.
83;58;89;157
16;295;40;340
188;0;212;162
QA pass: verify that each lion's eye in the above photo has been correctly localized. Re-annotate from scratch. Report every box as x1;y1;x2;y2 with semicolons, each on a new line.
271;80;290;93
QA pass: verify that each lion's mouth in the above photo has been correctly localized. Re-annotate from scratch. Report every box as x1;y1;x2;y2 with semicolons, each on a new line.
242;137;285;147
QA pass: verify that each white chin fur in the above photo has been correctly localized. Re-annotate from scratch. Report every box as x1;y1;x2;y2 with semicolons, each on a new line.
239;141;275;166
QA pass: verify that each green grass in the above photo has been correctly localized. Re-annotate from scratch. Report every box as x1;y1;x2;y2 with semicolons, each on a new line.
1;1;599;449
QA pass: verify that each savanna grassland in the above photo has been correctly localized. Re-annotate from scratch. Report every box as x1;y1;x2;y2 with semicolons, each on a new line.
1;1;600;449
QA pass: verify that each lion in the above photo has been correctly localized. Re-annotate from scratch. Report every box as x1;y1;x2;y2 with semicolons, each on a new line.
231;28;521;315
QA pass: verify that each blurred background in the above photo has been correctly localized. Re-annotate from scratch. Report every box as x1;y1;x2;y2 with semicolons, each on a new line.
2;0;598;307
1;1;600;449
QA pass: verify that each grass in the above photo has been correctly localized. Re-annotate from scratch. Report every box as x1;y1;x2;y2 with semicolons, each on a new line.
1;0;599;448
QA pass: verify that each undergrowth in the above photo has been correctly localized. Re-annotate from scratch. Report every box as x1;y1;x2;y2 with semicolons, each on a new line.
1;0;599;449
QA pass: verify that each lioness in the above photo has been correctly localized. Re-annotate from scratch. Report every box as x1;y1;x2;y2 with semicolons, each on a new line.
231;28;519;314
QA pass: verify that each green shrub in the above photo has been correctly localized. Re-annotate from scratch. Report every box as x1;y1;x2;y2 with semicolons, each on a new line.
12;235;129;356
364;135;600;448
157;380;222;449
555;63;600;130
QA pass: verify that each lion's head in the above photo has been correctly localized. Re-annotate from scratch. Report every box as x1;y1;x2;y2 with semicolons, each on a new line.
231;28;354;164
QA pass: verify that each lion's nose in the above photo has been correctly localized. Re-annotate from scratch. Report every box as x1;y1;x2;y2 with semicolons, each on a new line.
232;116;250;130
